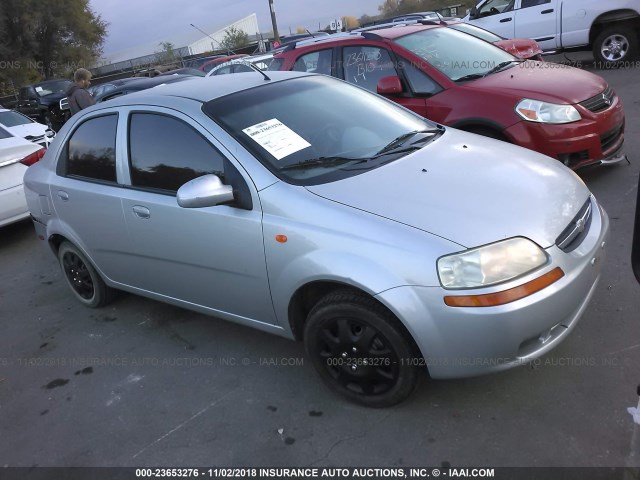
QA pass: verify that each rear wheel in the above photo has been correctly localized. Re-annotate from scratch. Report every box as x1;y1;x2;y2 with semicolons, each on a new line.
58;241;115;308
593;26;639;67
304;290;421;407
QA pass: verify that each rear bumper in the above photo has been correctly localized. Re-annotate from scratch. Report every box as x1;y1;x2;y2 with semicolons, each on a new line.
0;184;29;227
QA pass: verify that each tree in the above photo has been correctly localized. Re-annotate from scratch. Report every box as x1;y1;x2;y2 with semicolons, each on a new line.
0;0;106;93
155;41;177;65
343;16;360;30
221;26;249;52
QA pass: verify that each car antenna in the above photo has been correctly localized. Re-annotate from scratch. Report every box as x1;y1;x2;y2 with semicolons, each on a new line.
247;62;271;81
305;29;316;37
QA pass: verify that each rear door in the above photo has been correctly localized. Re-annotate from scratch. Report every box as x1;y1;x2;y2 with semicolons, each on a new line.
514;0;559;50
50;113;130;282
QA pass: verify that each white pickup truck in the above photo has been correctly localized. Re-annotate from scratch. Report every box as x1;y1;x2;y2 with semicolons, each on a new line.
463;0;640;66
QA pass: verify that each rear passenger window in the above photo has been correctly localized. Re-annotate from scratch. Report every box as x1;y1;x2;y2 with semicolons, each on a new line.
342;46;398;92
128;113;225;193
66;114;117;183
293;49;333;75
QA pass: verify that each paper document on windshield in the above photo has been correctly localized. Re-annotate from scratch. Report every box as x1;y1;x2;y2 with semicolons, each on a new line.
243;119;311;160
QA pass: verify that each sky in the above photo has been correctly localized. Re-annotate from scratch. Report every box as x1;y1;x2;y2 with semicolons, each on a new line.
90;0;384;56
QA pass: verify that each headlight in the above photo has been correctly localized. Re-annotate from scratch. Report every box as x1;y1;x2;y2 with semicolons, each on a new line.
515;99;581;124
437;237;548;289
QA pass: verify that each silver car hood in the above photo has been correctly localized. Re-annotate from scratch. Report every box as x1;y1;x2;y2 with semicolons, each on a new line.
306;129;591;249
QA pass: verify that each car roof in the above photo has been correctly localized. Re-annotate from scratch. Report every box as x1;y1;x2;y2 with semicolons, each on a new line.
273;24;440;54
100;71;313;106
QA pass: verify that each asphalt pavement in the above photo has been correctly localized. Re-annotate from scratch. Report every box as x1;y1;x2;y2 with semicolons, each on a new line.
0;57;639;468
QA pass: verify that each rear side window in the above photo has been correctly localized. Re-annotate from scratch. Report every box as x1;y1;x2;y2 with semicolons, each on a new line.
128;113;225;193
293;49;333;75
66;115;118;183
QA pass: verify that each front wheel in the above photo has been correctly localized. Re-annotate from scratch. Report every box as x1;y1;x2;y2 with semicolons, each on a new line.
593;26;639;67
304;290;421;407
58;241;115;308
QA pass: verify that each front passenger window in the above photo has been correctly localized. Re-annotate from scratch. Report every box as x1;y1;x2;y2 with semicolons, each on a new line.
128;113;225;193
342;46;398;93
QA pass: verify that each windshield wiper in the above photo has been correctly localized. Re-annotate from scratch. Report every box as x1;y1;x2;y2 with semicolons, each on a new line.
279;156;362;171
483;59;523;76
455;60;523;82
374;129;440;156
454;73;486;83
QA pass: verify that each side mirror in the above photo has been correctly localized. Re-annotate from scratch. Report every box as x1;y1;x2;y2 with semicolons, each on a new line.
469;6;478;19
377;76;403;95
177;174;234;208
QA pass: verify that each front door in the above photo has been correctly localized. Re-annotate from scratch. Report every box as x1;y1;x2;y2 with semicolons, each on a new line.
117;109;276;325
514;0;558;50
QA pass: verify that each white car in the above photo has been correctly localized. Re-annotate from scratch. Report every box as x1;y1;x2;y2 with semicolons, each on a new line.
205;53;275;76
0;125;45;227
0;108;55;148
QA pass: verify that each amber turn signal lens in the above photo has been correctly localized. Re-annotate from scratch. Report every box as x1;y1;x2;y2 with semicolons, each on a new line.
275;235;288;243
444;267;565;308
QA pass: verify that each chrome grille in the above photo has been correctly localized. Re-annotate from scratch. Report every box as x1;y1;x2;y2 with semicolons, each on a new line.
579;86;616;113
556;198;593;252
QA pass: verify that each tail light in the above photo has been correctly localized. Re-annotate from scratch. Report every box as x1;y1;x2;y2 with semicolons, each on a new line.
20;147;46;167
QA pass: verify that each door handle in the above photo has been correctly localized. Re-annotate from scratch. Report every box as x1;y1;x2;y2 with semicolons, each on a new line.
541;9;554;14
57;190;69;201
500;17;513;22
132;205;150;219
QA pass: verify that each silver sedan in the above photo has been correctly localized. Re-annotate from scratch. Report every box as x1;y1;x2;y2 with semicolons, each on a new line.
24;72;608;407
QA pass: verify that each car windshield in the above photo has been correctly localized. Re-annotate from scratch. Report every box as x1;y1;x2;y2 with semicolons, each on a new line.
449;23;503;43
394;27;516;82
0;110;33;127
35;80;72;97
204;76;441;186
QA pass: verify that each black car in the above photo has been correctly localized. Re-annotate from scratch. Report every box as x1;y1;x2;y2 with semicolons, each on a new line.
94;75;195;103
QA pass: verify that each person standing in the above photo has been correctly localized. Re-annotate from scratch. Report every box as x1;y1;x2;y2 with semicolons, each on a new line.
66;68;96;116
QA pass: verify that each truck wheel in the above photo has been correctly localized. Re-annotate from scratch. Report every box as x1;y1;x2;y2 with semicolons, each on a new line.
593;26;638;66
304;290;421;407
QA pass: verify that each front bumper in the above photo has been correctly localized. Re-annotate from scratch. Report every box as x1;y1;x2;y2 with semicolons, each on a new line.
504;97;625;170
376;198;609;379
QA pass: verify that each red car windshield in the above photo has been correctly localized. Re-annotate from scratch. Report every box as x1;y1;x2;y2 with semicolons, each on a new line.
394;28;516;82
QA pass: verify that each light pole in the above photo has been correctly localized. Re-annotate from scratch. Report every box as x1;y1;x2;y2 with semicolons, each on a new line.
268;0;281;44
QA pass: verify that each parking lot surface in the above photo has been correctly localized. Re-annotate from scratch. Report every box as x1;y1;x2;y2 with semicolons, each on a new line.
1;61;639;468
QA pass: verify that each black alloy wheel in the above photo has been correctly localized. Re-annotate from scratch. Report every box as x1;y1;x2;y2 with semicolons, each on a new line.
304;290;421;407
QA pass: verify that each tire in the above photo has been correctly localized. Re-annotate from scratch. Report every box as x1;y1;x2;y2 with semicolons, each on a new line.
57;241;115;308
593;25;639;67
304;290;421;407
